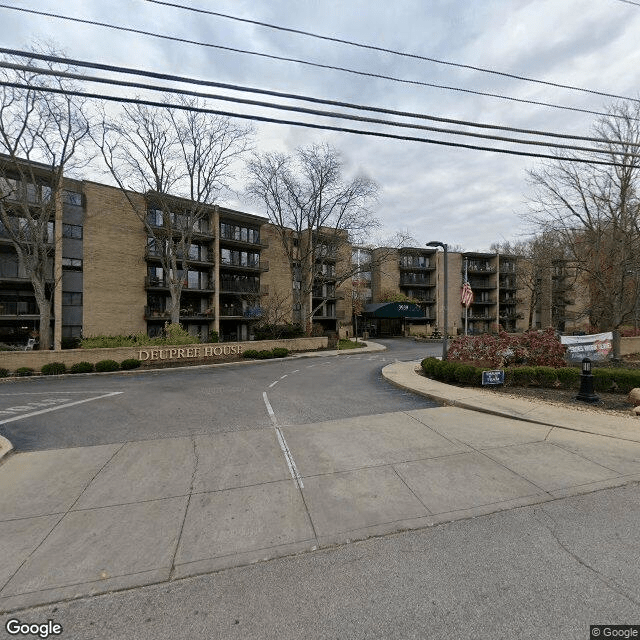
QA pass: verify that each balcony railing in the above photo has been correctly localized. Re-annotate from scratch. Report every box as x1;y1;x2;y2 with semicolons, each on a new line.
219;231;268;248
145;306;215;320
399;261;433;271
0;301;39;316
145;276;214;292
466;264;496;273
219;282;267;295
220;258;269;272
144;247;214;264
400;278;433;287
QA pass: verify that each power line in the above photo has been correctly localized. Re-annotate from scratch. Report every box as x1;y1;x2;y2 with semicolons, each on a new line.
613;0;640;6
0;80;632;168
1;3;638;120
144;0;638;104
0;46;626;128
4;60;640;158
1;49;635;148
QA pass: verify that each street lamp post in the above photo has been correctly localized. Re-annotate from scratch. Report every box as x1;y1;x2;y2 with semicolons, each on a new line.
427;241;448;360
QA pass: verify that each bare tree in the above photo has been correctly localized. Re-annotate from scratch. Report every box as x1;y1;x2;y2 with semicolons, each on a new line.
246;143;392;334
0;48;91;349
96;96;252;325
527;101;640;334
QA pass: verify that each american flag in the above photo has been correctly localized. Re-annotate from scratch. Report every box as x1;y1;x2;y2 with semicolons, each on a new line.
461;281;474;307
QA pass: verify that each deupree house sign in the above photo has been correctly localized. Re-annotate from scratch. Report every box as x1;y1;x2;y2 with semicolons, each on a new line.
137;344;243;361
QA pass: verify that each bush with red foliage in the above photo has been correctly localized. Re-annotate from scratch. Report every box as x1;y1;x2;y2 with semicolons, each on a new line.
447;328;566;368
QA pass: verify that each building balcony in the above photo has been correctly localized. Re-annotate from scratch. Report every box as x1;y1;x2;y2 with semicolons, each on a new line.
220;259;269;272
220;284;268;296
500;312;524;320
467;313;497;320
146;222;215;241
219;232;268;249
219;305;263;319
0;301;39;318
468;280;495;290
399;262;434;271
471;297;496;305
466;265;496;274
411;296;436;303
144;247;214;266
145;306;215;321
312;311;337;320
145;277;215;293
400;278;433;287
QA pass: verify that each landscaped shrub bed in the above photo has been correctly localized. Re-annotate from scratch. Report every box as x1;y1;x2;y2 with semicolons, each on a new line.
95;359;120;372
120;358;142;370
242;347;290;360
447;328;567;368
421;358;640;394
70;362;95;374
41;362;67;375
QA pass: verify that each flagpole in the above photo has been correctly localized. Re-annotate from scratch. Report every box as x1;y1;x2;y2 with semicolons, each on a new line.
464;258;468;336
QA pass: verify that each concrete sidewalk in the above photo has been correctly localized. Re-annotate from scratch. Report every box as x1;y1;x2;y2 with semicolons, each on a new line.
382;360;640;442
1;349;639;612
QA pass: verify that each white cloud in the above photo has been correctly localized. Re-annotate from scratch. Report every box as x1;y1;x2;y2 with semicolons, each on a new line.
2;0;640;251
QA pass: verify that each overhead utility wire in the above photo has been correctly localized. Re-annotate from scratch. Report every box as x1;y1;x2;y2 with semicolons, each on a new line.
614;0;640;6
145;0;640;104
0;50;633;148
5;61;636;158
0;81;631;168
1;5;637;119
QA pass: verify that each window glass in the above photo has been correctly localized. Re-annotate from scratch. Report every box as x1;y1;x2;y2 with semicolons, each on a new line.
62;257;82;270
62;223;82;239
62;292;82;305
63;191;82;206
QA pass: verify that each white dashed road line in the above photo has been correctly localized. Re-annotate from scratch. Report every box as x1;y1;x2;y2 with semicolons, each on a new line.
0;392;124;425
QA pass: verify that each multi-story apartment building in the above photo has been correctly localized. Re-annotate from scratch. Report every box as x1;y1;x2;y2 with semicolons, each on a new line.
1;156;593;348
0;159;358;347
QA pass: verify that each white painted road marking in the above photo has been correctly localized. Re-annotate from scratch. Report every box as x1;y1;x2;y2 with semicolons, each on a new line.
0;392;124;425
262;391;303;489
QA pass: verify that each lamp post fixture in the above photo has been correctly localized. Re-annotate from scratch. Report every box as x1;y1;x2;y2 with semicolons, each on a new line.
427;241;448;360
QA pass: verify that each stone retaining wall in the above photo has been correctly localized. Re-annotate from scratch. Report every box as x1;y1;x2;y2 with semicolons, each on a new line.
0;337;328;373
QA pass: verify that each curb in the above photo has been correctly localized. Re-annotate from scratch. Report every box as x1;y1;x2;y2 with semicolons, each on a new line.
0;435;14;465
381;361;640;441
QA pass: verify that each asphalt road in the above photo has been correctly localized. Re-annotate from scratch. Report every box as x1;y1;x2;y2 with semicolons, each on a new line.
0;339;441;451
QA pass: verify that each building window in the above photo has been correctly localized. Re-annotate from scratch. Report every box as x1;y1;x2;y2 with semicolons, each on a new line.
62;223;82;239
62;257;82;270
63;191;82;206
62;292;82;305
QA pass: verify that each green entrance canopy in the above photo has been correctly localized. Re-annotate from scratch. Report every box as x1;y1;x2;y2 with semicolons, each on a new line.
363;302;425;318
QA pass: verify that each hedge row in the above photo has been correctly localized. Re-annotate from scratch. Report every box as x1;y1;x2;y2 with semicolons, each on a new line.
0;359;142;378
421;358;640;394
242;347;290;360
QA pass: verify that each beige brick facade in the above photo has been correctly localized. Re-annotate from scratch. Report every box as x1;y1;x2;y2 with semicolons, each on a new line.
82;182;147;337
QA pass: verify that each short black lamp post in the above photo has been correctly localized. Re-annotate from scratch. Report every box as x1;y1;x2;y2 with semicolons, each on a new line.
576;357;600;403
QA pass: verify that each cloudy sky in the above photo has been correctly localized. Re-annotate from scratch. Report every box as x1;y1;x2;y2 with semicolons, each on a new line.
2;0;640;251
